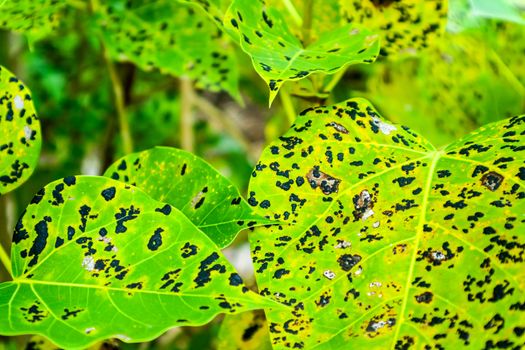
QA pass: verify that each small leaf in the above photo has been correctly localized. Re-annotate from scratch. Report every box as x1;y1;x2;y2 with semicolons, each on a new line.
0;176;278;348
470;0;525;24
224;0;379;105
0;0;65;41
217;311;272;350
0;66;42;195
104;147;272;248
94;0;241;100
248;98;524;348
340;0;449;57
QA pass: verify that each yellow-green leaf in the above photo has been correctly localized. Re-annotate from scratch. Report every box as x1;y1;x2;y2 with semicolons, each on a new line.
0;66;42;195
340;0;449;57
0;176;278;348
248;98;525;349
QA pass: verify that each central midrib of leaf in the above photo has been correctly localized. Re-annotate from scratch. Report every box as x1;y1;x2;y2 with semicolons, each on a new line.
390;149;443;348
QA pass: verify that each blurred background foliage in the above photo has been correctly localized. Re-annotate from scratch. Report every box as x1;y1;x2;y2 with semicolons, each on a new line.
0;0;524;349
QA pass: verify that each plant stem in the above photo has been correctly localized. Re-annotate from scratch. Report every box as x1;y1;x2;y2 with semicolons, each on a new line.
280;89;296;125
0;195;12;278
0;244;11;277
281;0;303;27
301;0;314;47
180;78;194;152
324;67;347;94
90;0;133;155
489;49;525;97
104;54;133;155
193;94;251;154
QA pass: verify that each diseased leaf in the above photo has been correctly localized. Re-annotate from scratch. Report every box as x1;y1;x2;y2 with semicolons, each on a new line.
0;66;42;195
217;311;272;350
248;98;525;349
104;147;272;248
0;0;65;41
224;0;379;105
0;176;279;348
340;0;448;57
94;0;241;100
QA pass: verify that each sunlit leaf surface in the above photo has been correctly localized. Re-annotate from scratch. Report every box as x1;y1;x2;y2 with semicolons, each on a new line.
0;176;277;348
0;66;42;195
248;98;525;349
104;147;272;248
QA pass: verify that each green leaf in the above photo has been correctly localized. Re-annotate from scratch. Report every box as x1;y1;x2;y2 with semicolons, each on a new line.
217;311;272;350
224;0;380;105
103;147;272;248
248;98;525;348
0;176;278;348
0;0;65;42
340;0;449;57
0;66;42;195
94;0;241;101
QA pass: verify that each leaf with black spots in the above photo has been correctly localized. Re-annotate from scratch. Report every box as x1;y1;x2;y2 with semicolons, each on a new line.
248;98;525;348
94;0;241;101
0;176;280;348
0;66;42;195
224;0;379;105
104;147;273;248
340;0;449;57
0;0;65;41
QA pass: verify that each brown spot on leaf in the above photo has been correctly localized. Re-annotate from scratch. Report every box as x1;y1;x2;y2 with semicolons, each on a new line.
306;167;340;195
481;171;503;191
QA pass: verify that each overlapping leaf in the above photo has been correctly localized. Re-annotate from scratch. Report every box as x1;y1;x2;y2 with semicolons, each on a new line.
248;98;525;348
0;66;42;195
0;0;65;41
104;147;273;248
340;0;448;57
224;0;380;105
0;176;278;348
94;0;241;100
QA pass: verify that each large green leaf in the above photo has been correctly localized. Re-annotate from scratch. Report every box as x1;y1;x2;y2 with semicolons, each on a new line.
224;0;380;105
248;98;525;348
94;0;241;100
0;176;278;348
103;147;272;248
0;66;42;195
0;0;65;41
340;0;449;57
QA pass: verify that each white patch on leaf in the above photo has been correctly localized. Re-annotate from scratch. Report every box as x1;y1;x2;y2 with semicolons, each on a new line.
372;117;397;135
14;95;24;110
82;256;95;272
